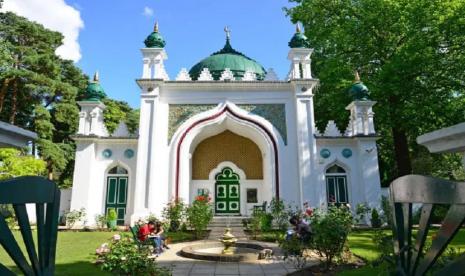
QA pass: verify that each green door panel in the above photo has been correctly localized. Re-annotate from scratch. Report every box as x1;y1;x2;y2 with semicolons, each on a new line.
105;176;128;225
215;167;240;214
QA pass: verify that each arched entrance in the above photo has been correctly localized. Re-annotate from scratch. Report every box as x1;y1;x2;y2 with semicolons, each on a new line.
170;102;283;215
105;165;128;225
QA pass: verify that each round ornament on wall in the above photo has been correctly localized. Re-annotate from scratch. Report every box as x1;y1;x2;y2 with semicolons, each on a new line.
102;149;112;158
342;148;353;158
320;148;331;159
124;149;135;159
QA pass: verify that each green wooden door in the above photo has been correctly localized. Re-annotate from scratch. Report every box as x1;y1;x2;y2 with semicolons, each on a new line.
215;167;240;214
105;176;128;225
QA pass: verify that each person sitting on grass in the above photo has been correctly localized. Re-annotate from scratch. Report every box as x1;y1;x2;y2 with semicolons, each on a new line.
289;215;312;243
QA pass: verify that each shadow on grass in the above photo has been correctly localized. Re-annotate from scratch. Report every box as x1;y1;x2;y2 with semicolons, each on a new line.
2;262;109;276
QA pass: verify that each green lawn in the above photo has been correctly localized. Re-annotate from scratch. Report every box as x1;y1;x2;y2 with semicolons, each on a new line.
0;230;196;275
339;228;465;275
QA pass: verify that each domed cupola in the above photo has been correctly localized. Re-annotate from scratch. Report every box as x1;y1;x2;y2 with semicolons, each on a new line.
189;27;266;80
144;22;166;48
83;71;106;101
288;24;310;48
348;71;370;100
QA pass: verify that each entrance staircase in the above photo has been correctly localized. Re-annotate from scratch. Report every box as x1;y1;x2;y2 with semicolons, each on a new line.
207;216;248;240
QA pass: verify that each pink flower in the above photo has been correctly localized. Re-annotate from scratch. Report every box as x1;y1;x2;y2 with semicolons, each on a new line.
113;234;121;241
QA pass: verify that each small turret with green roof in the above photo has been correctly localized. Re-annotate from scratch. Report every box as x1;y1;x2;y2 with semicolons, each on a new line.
83;71;106;101
144;21;166;48
348;71;370;101
288;24;310;48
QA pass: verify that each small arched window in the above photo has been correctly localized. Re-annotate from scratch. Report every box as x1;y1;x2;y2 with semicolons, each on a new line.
325;164;348;205
108;166;128;175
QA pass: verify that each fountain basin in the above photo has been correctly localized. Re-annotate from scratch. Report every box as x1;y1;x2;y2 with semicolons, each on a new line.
180;242;269;262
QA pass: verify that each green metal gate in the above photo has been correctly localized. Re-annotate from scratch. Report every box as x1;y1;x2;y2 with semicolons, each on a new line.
215;167;240;214
105;176;128;225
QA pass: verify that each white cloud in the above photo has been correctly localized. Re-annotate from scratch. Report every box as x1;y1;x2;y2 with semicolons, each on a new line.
142;6;154;17
2;0;84;62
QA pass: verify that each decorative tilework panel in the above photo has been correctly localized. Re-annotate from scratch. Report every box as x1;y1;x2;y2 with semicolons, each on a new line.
168;104;287;144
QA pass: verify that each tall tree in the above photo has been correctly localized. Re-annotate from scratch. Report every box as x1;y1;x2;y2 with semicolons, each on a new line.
287;0;465;183
0;12;87;185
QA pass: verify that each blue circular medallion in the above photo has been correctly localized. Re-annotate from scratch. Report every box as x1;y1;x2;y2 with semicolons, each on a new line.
342;148;352;158
124;149;134;159
320;148;331;159
102;149;112;158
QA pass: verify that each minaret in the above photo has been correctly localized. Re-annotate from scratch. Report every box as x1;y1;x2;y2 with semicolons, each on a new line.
345;71;376;136
287;24;313;79
77;71;107;136
141;21;169;80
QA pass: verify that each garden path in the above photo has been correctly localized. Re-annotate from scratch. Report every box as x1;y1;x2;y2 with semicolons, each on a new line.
156;240;308;276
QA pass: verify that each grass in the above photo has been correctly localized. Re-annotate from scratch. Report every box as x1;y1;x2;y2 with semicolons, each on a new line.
339;228;465;275
0;230;197;275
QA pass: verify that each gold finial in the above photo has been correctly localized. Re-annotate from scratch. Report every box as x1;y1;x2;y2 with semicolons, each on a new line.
354;71;360;82
224;26;231;39
154;21;159;32
93;71;99;82
296;23;301;33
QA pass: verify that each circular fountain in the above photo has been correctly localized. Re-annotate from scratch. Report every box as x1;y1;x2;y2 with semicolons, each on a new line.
180;228;272;262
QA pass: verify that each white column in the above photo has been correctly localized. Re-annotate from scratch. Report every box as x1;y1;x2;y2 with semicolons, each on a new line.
293;81;319;208
346;101;376;136
356;140;382;208
78;112;87;135
70;141;96;227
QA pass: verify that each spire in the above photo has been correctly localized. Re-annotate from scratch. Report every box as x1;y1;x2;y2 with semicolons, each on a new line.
296;23;301;33
354;70;360;82
224;26;231;40
288;24;310;48
154;21;159;33
93;71;99;82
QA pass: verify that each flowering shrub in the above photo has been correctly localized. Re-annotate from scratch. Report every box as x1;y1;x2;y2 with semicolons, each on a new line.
97;234;171;275
65;208;86;229
311;205;353;270
162;199;185;232
186;195;213;239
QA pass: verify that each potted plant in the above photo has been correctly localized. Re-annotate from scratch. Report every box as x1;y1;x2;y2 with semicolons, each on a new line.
106;208;118;230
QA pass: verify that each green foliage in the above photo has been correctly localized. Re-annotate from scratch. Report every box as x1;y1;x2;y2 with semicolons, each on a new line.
260;212;273;232
95;214;107;230
106;208;117;221
380;196;393;227
102;99;139;135
0;12;87;187
65;208;86;229
370;209;382;228
269;197;289;231
0;148;46;179
162;199;186;232
185;195;213;239
355;202;371;224
98;234;171;275
311;206;353;270
279;234;310;269
286;0;465;183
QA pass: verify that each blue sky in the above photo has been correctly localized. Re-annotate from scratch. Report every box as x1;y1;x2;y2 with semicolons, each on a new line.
74;0;297;107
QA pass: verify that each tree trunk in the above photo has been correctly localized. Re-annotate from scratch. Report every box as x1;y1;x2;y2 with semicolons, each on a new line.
9;78;18;124
0;78;11;113
392;127;412;176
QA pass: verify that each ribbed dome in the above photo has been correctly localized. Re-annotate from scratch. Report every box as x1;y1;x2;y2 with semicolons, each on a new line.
83;72;106;101
348;72;370;100
144;22;166;48
288;24;310;48
189;38;266;81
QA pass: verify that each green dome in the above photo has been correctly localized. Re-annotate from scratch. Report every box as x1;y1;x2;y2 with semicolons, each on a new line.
348;74;370;101
288;25;310;48
189;38;266;80
144;22;166;48
83;72;106;101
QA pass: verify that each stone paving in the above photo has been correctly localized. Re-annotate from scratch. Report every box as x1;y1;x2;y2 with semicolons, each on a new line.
156;240;311;276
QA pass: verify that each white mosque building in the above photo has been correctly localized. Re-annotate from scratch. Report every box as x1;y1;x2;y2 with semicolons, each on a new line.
70;23;381;226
